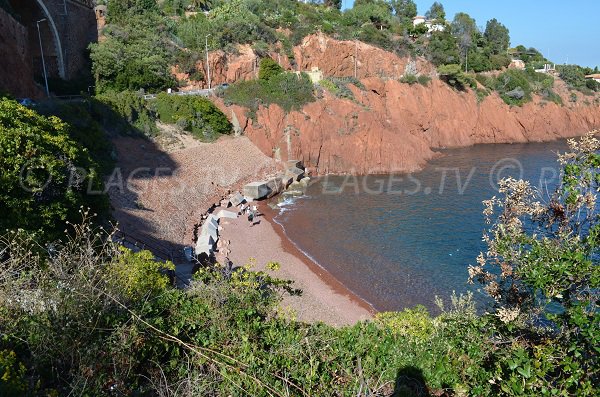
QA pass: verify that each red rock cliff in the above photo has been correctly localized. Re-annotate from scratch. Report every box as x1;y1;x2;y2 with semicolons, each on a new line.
204;34;599;175
220;78;599;175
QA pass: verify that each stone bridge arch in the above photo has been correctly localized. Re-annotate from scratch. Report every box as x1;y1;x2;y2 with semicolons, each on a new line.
34;0;65;78
7;0;97;81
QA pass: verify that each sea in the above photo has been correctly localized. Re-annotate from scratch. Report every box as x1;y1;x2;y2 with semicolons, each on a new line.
273;140;570;312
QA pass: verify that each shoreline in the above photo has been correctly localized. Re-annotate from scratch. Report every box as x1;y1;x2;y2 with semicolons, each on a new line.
217;200;375;326
261;203;377;316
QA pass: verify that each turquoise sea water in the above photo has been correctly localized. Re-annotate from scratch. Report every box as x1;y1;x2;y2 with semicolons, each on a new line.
274;140;570;312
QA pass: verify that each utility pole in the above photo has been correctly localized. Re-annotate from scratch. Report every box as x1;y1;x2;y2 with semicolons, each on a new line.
36;19;49;97
205;34;212;89
354;38;358;78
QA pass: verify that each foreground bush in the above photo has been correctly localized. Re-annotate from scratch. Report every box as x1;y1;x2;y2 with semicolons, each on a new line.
0;134;598;396
0;99;106;240
470;131;600;395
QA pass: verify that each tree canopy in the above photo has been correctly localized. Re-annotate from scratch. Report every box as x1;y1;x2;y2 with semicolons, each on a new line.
425;1;445;21
484;18;510;55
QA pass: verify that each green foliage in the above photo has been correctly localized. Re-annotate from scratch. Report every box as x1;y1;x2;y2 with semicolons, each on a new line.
557;64;590;93
390;0;417;22
513;44;547;65
437;64;475;90
319;77;358;99
586;78;600;92
427;30;460;66
95;90;158;136
495;69;531;105
494;68;559;106
0;350;26;397
484;18;510;55
258;57;284;81
425;1;445;21
106;0;158;23
375;306;434;339
224;72;315;116
89;14;176;93
108;248;175;299
400;73;418;85
0;99;107;240
346;0;393;31
417;74;432;86
471;133;600;395
153;93;232;140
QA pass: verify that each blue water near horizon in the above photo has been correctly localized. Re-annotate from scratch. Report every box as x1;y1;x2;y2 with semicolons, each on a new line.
274;140;570;312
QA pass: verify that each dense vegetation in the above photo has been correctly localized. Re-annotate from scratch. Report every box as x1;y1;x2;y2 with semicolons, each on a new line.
153;93;232;140
87;0;600;115
222;58;315;117
0;98;107;241
1;119;598;394
89;0;532;94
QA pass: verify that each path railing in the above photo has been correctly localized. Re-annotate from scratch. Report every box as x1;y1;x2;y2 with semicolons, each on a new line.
142;88;214;100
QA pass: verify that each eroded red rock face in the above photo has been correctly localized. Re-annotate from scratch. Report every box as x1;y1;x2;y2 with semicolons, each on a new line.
202;33;599;175
216;77;599;175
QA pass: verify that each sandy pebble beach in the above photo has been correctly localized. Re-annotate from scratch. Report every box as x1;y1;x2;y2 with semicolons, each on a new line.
218;204;374;327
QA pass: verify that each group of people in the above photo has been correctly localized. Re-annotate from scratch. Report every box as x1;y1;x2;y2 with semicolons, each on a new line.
240;204;260;226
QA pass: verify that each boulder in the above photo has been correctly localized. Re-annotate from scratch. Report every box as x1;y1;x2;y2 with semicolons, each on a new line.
229;192;245;207
279;174;294;189
286;167;305;181
206;214;219;228
201;220;218;239
195;233;215;256
216;209;238;219
243;181;272;200
286;160;304;170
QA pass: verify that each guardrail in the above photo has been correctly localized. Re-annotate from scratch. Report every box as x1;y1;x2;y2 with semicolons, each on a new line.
142;88;215;100
54;94;85;100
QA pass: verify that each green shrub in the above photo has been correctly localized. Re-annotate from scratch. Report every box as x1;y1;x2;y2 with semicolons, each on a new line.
586;78;599;92
153;93;232;140
475;88;489;103
258;57;284;81
475;73;497;90
89;14;175;93
417;74;432;86
438;64;476;90
400;74;418;85
224;72;315;116
557;64;587;89
470;133;600;395
319;77;356;99
0;99;107;240
375;306;434;339
95;90;158;136
0;350;26;397
495;69;532;105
